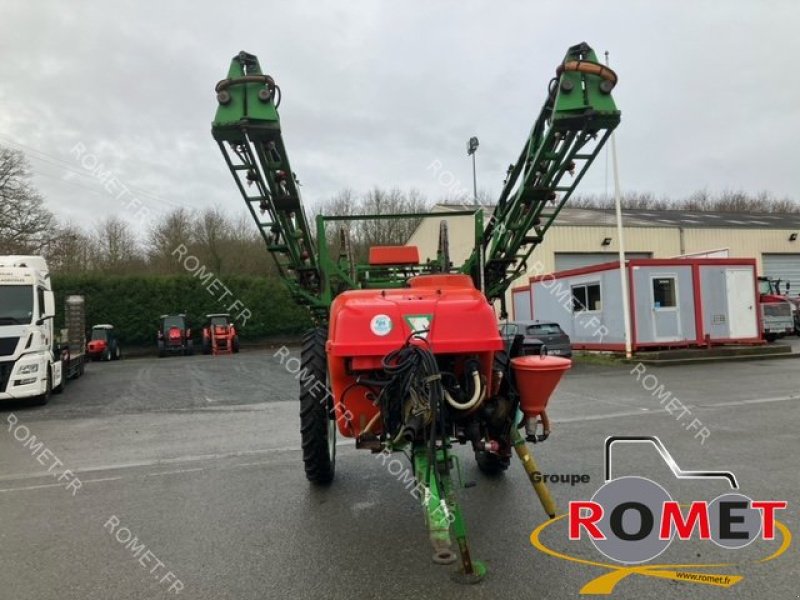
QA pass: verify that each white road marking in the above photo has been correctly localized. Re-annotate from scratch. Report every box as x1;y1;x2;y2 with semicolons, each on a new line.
0;476;121;493
556;409;654;423
146;467;205;477
0;440;357;488
1;394;795;493
697;394;800;408
555;394;799;422
229;461;272;469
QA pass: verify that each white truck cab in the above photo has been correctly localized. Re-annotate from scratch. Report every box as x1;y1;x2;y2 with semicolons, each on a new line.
0;255;63;404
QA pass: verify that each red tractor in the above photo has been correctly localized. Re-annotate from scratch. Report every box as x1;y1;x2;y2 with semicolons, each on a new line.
758;277;795;341
201;313;240;355
86;324;122;361
157;314;193;357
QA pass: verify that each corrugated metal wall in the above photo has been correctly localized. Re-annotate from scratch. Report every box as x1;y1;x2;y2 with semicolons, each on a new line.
554;252;652;271
405;213;800;307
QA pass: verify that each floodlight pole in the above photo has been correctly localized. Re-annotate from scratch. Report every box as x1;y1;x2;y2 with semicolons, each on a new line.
467;136;479;201
607;51;633;359
472;153;477;200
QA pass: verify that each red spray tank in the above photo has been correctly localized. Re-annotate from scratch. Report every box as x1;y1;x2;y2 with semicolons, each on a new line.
326;274;503;438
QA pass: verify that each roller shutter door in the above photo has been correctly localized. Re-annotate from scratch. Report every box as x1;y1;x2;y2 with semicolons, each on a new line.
763;254;800;293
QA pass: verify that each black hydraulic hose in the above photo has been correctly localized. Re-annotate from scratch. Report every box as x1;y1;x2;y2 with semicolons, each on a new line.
381;337;448;498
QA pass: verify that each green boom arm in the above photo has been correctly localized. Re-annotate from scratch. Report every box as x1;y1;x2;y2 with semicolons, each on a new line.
212;52;324;316
212;43;619;319
462;42;620;301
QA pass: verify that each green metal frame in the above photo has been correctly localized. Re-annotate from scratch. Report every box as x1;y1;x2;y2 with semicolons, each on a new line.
412;444;486;581
461;42;620;300
212;43;619;322
314;210;484;305
212;52;324;317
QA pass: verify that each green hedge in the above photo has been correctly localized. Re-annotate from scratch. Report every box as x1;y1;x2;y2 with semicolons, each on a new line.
52;274;312;346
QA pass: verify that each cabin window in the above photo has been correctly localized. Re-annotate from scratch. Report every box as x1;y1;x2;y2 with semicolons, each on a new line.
652;277;677;308
571;282;601;312
37;287;46;318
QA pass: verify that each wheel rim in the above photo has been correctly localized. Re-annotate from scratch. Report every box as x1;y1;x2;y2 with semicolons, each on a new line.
326;370;336;463
328;417;336;462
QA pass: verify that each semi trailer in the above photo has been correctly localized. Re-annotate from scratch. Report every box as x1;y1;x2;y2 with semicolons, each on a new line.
0;256;83;405
59;295;88;379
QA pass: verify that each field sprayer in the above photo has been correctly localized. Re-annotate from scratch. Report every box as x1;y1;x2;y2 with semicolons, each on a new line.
211;42;620;581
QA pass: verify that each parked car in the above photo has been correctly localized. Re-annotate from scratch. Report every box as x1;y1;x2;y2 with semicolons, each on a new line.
499;320;573;357
86;324;122;361
202;313;240;355
157;314;193;357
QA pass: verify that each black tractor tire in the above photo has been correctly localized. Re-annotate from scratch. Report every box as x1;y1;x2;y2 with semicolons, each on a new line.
765;333;778;343
475;451;510;476
113;345;121;361
32;370;52;407
185;340;194;356
300;327;335;484
233;336;240;353
475;347;515;476
157;341;166;358
202;340;211;355
102;347;112;361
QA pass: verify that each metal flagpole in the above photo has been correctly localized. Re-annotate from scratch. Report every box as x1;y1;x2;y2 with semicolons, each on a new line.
606;51;633;359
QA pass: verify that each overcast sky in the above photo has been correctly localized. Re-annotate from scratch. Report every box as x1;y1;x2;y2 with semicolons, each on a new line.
1;1;798;234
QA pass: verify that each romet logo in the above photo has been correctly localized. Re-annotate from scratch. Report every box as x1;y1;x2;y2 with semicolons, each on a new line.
530;436;791;595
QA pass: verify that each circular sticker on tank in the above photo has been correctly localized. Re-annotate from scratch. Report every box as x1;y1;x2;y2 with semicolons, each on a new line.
370;314;393;336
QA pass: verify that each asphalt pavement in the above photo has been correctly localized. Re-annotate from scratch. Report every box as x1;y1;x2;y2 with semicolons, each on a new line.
0;347;798;599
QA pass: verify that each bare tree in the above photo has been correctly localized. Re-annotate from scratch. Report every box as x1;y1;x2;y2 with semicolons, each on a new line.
313;187;431;260
568;189;800;213
44;222;94;274
360;187;429;246
0;146;56;253
193;207;232;274
147;207;196;273
227;212;274;275
309;188;357;248
92;216;141;273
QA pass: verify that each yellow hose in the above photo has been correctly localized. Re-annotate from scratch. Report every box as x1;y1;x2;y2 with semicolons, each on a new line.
511;427;557;518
